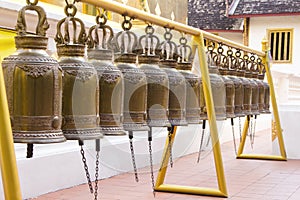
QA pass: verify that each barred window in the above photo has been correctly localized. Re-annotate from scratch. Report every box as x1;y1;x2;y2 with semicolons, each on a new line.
268;29;293;63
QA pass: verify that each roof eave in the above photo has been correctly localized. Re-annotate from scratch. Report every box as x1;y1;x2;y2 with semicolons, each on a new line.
229;12;300;18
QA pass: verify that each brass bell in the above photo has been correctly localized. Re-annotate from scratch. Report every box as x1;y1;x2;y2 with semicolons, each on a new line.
1;0;65;147
87;12;125;135
206;44;226;121
113;16;149;131
137;25;170;127
246;55;260;115
214;45;235;118
158;28;187;126
225;49;244;117
236;51;252;116
257;59;271;114
177;37;201;124
55;2;101;140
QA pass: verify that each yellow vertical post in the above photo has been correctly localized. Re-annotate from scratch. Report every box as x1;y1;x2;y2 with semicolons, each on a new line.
0;65;22;199
236;38;286;161
262;38;287;159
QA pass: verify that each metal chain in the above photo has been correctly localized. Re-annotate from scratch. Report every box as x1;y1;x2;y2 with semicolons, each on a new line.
197;120;206;163
168;128;173;168
94;139;100;200
239;117;242;142
148;140;155;197
79;144;94;194
231;118;237;155
129;132;139;182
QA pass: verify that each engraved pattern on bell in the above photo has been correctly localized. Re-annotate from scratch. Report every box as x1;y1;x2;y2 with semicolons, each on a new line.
114;17;149;131
87;12;126;135
137;25;170;127
55;1;102;140
177;36;201;124
1;0;65;144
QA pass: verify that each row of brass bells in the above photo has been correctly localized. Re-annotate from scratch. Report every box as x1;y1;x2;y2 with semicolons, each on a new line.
55;3;102;140
137;25;170;127
87;13;125;135
176;37;202;124
158;28;187;126
113;17;149;131
2;0;65;145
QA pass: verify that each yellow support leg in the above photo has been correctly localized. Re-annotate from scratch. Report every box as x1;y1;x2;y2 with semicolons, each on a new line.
155;34;228;198
236;39;287;161
0;64;22;199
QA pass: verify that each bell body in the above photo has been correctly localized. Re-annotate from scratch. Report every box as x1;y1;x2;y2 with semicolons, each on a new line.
57;44;102;140
2;36;65;143
116;54;149;131
219;69;235;118
159;60;187;126
227;70;244;117
88;49;125;135
177;63;201;124
237;70;252;116
257;75;265;113
208;66;226;121
246;72;259;115
139;56;170;127
258;75;271;114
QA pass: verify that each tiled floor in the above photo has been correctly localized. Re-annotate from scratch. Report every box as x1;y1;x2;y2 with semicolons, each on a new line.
32;129;300;200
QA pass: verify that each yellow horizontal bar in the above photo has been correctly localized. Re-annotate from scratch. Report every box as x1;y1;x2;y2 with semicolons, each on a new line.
78;0;265;56
155;184;227;197
237;154;287;161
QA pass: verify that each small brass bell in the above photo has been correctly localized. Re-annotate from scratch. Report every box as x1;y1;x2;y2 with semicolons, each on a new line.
236;51;252;116
2;0;65;148
206;44;226;121
87;12;125;135
113;16;149;131
158;28;187;126
214;46;235;119
177;37;201;124
55;2;101;140
257;59;271;114
137;25;170;127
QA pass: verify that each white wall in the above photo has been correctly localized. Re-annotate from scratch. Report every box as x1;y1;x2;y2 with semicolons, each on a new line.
249;15;300;73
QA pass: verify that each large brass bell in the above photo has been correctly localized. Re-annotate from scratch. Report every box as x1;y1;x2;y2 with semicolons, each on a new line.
1;0;65;152
137;25;170;127
236;51;252;116
177;37;201;124
257;59;271;114
158;28;187;126
55;2;101;140
113;16;149;131
87;12;125;135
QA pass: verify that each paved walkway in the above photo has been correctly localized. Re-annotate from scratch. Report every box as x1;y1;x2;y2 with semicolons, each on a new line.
32;129;300;200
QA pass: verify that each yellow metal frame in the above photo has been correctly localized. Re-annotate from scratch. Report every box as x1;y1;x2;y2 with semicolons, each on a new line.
236;39;287;161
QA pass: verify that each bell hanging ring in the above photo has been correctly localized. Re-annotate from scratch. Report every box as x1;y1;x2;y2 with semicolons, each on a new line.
113;16;149;131
158;28;187;126
137;25;170;127
176;36;201;124
55;2;102;140
1;0;65;144
87;12;126;135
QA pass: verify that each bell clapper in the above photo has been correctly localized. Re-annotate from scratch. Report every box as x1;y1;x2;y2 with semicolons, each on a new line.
231;118;237;155
249;115;254;149
128;131;139;182
168;126;174;168
26;144;34;158
197;120;206;163
239;117;242;142
148;128;155;197
78;140;94;194
251;115;257;149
